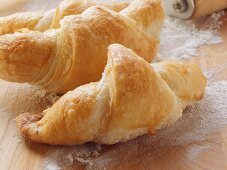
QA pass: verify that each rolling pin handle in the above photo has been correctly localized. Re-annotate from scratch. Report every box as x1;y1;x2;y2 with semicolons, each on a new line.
190;0;227;19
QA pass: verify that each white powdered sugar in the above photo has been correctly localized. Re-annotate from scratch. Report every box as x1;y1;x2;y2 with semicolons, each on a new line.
158;11;225;61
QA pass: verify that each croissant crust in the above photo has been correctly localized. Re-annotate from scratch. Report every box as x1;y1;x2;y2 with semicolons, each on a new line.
16;44;206;145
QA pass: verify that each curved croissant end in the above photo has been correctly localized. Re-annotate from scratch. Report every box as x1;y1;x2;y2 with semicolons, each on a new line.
0;1;161;93
0;12;44;35
120;0;165;39
16;44;206;145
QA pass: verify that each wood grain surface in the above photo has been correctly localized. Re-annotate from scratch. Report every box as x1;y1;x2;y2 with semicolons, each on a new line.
0;1;227;170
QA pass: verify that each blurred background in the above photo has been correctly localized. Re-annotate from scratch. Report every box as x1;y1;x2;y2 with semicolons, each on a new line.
0;0;61;16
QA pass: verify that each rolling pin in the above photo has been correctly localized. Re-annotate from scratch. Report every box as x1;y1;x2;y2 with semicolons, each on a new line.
164;0;227;19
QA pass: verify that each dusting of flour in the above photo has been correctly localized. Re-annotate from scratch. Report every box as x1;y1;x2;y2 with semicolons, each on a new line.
31;88;60;106
44;144;102;169
157;11;225;61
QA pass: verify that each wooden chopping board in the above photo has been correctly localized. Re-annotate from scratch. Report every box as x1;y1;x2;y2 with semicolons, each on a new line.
0;1;227;170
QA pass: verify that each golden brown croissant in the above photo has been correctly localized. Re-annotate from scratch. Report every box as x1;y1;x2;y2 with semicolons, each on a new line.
0;0;164;93
16;44;207;145
0;0;129;33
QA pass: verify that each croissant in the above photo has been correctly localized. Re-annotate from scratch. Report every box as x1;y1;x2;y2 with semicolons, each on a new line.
0;0;164;93
16;44;207;145
0;0;129;33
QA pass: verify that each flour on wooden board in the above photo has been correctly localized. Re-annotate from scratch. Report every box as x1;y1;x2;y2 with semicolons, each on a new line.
157;11;225;61
6;0;224;169
31;88;60;106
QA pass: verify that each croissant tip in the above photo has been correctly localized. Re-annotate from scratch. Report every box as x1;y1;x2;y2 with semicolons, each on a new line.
16;112;43;138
